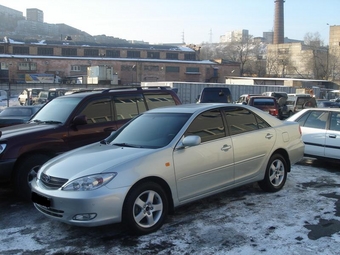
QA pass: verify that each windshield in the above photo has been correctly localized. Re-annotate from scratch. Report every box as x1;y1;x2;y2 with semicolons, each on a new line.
106;112;191;148
31;97;82;124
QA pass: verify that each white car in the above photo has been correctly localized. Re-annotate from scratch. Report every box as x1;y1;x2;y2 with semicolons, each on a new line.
31;103;304;235
286;108;340;161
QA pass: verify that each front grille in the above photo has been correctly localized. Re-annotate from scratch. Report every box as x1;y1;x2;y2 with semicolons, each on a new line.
34;204;64;218
40;173;68;189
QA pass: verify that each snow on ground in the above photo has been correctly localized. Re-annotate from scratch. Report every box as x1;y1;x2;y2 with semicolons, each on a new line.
1;159;340;254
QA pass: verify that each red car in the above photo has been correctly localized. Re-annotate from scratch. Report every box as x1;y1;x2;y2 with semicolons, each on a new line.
247;96;280;118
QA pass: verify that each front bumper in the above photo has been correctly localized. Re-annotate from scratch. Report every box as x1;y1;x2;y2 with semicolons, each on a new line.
31;178;130;227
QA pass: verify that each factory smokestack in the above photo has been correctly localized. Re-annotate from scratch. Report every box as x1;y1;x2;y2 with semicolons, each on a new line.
273;0;285;44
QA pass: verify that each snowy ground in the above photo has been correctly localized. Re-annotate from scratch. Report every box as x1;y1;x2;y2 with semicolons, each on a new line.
1;158;340;255
1;99;340;254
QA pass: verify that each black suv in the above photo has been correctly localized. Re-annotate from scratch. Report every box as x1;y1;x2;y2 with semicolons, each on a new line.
0;87;181;200
197;87;233;103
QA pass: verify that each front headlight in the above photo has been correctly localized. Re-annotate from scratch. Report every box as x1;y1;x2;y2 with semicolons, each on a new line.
0;143;6;154
62;173;116;191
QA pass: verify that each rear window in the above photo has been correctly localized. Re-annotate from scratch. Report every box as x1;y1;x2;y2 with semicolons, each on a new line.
144;93;176;109
253;99;275;106
199;88;232;103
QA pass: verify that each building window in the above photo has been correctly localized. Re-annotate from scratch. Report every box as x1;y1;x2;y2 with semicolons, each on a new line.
106;50;120;58
127;51;141;58
1;62;8;70
184;53;196;60
0;46;4;54
147;52;160;59
144;65;160;71
71;65;81;71
62;48;77;56
13;46;29;55
186;67;200;73
165;66;180;73
18;62;37;71
278;48;289;54
121;65;136;71
166;53;178;60
84;49;99;57
37;47;54;55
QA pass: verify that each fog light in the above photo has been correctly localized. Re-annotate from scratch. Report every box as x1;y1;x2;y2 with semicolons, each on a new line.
73;213;97;221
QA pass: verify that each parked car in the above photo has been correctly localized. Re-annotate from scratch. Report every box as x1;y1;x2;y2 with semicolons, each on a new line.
235;94;261;104
0;105;42;128
247;96;280;118
0;90;7;102
286;108;340;161
31;103;304;235
197;87;233;103
0;87;181;200
18;88;45;105
286;94;317;116
262;92;289;119
316;100;340;108
34;88;68;104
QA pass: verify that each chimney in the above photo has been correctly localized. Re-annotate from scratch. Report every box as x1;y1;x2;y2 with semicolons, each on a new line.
273;0;285;44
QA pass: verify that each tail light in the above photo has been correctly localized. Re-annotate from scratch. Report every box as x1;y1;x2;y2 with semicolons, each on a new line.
269;109;278;116
299;125;302;136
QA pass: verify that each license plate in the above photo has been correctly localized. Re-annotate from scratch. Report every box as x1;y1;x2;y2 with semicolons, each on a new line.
32;192;51;207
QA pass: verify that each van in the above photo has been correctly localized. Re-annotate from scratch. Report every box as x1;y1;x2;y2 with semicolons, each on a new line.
18;88;45;105
286;94;317;115
197;87;232;103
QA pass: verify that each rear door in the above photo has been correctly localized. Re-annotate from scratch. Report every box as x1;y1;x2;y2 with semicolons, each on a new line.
223;106;276;183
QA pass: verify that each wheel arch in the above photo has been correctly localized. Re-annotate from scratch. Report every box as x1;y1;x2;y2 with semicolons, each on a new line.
123;176;175;216
271;148;291;172
11;150;56;181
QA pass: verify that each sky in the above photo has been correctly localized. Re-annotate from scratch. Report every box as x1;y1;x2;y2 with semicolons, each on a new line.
0;0;339;45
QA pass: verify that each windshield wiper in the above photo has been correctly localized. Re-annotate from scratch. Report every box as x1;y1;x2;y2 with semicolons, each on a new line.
112;143;143;148
42;120;62;124
30;120;62;124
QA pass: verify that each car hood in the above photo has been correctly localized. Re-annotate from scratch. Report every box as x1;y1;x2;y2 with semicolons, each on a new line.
40;142;156;180
0;122;57;138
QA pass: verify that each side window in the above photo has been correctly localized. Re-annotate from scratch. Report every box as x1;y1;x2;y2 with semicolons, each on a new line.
144;93;176;109
330;112;340;131
304;111;328;129
113;94;147;120
80;98;112;124
184;109;226;143
224;107;270;135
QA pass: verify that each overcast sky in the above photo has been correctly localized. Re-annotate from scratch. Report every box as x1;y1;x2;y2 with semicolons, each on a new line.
1;0;339;45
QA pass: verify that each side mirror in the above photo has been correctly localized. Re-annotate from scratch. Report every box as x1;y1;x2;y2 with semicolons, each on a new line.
177;135;201;149
72;115;87;126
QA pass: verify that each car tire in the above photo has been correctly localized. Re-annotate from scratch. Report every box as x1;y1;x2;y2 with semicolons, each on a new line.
258;154;287;192
14;154;51;201
122;182;168;235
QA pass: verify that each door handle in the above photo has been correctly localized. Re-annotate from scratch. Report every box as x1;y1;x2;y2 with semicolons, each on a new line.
328;134;337;139
265;133;273;139
221;144;231;151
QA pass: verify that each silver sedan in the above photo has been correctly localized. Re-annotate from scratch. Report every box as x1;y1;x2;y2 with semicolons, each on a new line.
31;103;304;235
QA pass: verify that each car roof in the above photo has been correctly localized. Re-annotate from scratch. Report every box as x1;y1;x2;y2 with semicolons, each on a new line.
147;102;271;114
58;87;177;99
